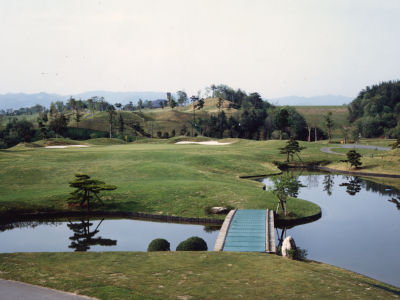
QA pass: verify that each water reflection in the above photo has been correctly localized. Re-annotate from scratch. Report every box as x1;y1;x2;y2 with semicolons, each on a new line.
0;220;62;232
322;175;334;196
258;170;400;288
203;225;221;233
67;218;117;252
339;176;363;196
389;197;400;210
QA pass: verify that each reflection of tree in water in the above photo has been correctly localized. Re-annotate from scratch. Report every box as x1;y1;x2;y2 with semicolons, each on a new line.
275;227;288;256
339;176;362;196
303;174;319;189
67;218;117;252
323;175;335;196
0;220;62;233
203;225;221;234
389;197;400;211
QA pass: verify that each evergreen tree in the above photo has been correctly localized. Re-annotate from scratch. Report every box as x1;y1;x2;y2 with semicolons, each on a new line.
324;111;335;142
73;108;83;139
278;136;306;163
68;174;117;211
117;113;125;137
344;150;362;169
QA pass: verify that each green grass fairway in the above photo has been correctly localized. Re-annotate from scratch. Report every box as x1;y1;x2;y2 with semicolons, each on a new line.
0;138;325;219
1;252;399;300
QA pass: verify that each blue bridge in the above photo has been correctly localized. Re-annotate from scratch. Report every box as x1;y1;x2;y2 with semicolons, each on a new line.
213;209;276;253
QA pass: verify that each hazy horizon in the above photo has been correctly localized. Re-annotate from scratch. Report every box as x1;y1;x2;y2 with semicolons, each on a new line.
1;1;399;99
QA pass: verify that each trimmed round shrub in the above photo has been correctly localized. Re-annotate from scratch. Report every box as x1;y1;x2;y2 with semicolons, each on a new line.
163;132;169;139
147;238;170;252
176;236;208;251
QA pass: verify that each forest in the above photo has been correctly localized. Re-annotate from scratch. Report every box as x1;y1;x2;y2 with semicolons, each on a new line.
347;80;400;138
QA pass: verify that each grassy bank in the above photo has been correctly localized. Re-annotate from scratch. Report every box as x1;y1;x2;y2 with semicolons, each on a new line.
1;252;399;300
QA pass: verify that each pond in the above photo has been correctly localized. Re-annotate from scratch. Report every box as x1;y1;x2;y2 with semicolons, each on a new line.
257;169;400;288
0;217;220;252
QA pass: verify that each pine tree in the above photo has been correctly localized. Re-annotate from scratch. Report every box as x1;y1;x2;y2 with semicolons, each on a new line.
117;113;125;137
278;136;306;163
345;150;362;169
68;174;117;211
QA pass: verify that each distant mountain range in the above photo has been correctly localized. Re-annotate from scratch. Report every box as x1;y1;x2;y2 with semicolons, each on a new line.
269;95;354;106
0;91;354;110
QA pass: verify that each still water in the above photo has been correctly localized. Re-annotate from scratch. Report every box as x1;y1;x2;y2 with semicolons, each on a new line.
258;169;400;288
0;218;220;252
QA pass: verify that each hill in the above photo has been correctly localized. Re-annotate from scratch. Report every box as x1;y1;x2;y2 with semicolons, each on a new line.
347;80;400;138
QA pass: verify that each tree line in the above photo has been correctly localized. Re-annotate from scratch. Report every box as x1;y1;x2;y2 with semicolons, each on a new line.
347;80;400;138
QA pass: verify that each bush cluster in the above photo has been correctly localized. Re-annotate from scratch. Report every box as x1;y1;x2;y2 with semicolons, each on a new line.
147;238;170;252
176;236;208;251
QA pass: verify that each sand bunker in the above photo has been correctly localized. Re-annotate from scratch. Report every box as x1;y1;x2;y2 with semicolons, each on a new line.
175;141;231;145
45;145;90;149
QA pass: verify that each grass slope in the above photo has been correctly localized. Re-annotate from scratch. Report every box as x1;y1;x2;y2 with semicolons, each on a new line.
1;252;399;300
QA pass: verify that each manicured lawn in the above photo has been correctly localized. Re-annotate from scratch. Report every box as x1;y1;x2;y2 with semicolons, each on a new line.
1;252;399;300
0;138;323;219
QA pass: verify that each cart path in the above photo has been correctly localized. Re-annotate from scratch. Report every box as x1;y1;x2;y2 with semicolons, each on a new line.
320;144;391;155
0;279;96;300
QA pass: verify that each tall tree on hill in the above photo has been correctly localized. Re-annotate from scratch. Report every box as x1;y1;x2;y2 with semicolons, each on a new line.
117;113;125;137
106;105;117;138
190;95;199;137
74;108;84;139
274;108;289;140
38;121;49;140
211;84;216;97
216;97;224;112
137;99;143;113
323;111;335;142
67;97;76;111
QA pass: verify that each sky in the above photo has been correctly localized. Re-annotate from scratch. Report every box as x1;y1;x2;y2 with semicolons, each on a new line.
1;0;400;100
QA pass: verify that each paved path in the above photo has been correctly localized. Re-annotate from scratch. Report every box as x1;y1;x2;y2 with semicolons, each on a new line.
320;144;391;155
0;279;95;300
222;209;275;253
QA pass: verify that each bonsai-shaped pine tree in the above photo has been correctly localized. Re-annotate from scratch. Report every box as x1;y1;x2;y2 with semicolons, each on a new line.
278;136;306;164
68;174;117;211
345;150;362;169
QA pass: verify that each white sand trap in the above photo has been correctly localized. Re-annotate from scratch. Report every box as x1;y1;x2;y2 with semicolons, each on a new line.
175;141;231;145
45;145;90;149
